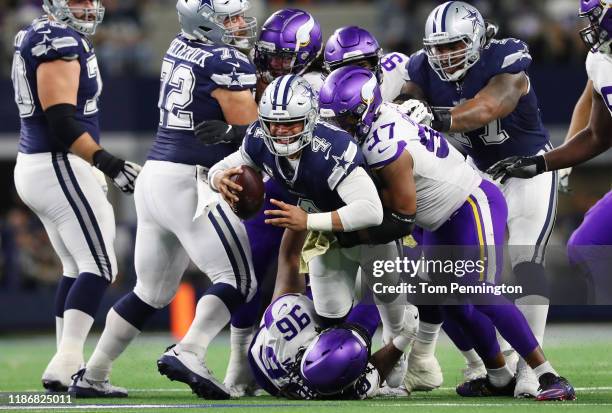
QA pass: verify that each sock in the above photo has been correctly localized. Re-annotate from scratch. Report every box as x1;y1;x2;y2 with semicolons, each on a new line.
487;364;513;387
346;303;381;339
442;316;473;351
58;273;109;355
231;291;261;329
86;308;142;382
411;321;442;358
54;275;76;349
445;305;500;361
59;309;94;356
515;298;549;346
225;326;255;385
533;361;558;379
461;349;483;367
179;293;232;360
378;304;405;344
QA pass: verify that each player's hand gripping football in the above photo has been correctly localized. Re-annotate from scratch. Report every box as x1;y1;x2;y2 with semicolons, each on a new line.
213;166;244;206
486;155;547;184
264;199;308;231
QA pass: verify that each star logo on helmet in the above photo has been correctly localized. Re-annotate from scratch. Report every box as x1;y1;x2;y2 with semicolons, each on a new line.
461;7;483;32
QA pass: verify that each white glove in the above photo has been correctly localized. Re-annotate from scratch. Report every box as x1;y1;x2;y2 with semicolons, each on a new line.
558;167;572;193
112;161;142;194
398;99;434;127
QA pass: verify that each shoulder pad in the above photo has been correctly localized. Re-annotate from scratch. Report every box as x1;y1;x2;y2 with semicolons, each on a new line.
483;38;532;74
24;20;82;62
205;46;256;90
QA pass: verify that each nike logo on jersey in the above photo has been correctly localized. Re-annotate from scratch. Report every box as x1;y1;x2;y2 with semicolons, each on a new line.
227;61;242;68
377;145;392;154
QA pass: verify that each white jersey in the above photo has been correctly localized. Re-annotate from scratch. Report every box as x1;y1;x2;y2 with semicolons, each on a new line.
361;103;482;231
249;294;319;394
380;52;410;102
586;50;612;116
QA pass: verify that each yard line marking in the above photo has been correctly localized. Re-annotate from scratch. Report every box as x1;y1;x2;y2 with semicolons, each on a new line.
1;402;612;410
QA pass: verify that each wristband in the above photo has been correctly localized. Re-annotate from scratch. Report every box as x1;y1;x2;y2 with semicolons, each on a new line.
307;212;333;232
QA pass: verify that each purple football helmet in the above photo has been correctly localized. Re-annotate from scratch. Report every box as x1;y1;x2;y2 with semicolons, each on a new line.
579;0;612;53
300;326;370;395
319;65;382;143
323;26;383;82
254;8;322;82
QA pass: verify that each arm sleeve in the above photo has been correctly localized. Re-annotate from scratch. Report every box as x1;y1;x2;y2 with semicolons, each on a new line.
335;167;384;231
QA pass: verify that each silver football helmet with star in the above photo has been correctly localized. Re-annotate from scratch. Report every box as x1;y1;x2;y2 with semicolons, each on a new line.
42;0;105;35
258;75;319;157
423;1;487;82
176;0;257;49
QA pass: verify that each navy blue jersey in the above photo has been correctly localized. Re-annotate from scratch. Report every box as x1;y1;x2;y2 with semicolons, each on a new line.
241;121;364;213
12;17;102;154
148;35;257;166
407;38;550;171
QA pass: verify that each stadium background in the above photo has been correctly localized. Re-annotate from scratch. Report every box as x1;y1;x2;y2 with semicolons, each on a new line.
0;0;610;332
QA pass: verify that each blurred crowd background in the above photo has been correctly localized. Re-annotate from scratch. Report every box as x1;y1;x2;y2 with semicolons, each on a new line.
0;0;609;329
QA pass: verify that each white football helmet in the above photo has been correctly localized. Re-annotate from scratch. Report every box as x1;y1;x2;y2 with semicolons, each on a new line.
423;1;486;82
258;75;318;157
42;0;105;35
176;0;257;49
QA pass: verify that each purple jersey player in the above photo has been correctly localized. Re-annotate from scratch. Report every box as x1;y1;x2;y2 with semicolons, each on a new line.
320;65;575;402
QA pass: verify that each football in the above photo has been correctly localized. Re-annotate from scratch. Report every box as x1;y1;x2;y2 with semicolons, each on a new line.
230;166;265;220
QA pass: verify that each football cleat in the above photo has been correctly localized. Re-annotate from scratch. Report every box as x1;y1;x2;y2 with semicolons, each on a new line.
68;368;128;398
456;375;516;397
42;352;83;393
157;345;230;400
535;373;576;401
404;354;443;393
462;361;487;383
514;361;539;398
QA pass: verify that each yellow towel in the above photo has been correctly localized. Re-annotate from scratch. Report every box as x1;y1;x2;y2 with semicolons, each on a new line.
300;231;336;273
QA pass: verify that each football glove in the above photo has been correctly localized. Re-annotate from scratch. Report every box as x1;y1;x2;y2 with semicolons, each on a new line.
486;155;547;184
398;99;434;126
93;149;142;194
194;120;248;145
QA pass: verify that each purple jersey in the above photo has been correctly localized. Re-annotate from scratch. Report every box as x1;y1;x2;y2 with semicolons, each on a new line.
241;120;364;212
408;38;550;170
148;35;257;166
12;17;102;154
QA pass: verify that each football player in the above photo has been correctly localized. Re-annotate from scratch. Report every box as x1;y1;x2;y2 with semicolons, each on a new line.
247;232;418;399
401;1;557;396
319;66;576;401
323;26;411;103
11;0;141;392
69;0;258;399
209;75;411;384
193;8;324;397
488;0;612;304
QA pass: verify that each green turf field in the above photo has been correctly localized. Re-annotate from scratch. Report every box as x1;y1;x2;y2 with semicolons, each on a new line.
1;324;611;413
